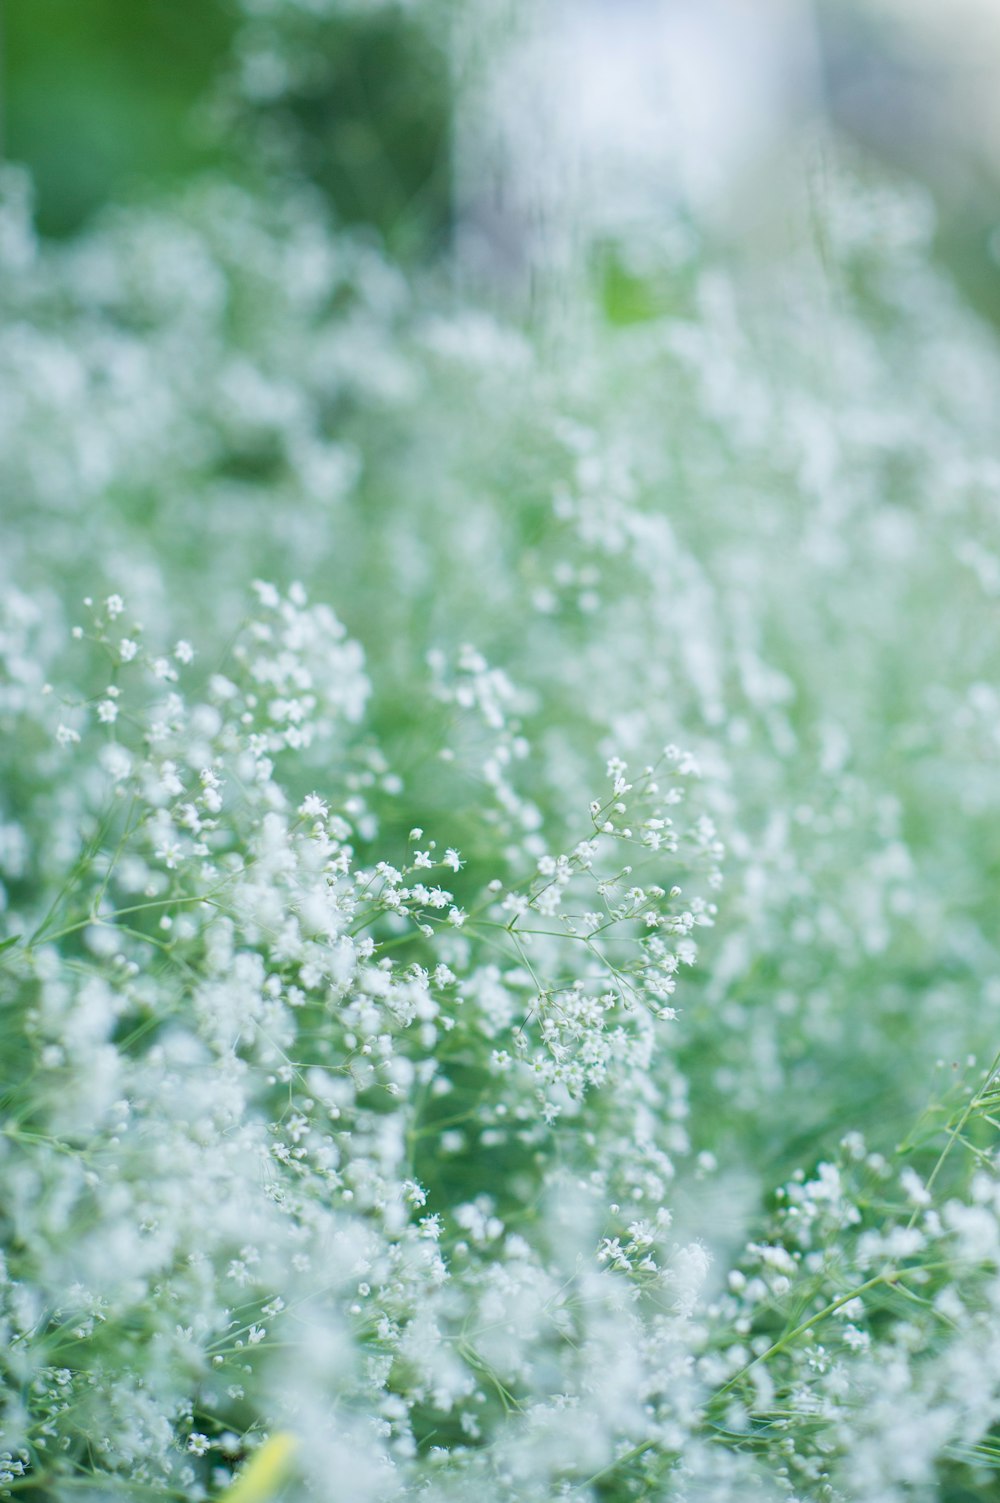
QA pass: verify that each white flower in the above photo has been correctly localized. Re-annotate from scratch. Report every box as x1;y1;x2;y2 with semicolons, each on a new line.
299;793;328;819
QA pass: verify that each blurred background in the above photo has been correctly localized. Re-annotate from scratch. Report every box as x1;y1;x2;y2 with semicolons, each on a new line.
5;0;1000;318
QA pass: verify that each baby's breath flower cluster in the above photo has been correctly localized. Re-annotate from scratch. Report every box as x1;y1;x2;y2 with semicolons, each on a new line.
6;3;1000;1498
1;585;719;1500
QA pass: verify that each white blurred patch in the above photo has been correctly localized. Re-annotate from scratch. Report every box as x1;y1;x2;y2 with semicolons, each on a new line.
454;0;822;281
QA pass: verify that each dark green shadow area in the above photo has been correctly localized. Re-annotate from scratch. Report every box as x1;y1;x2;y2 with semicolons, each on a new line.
3;0;235;236
2;0;454;256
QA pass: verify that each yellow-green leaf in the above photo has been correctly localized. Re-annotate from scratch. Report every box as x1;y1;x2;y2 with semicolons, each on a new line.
219;1433;299;1503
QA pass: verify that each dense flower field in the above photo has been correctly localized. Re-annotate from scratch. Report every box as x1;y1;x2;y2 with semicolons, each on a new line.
4;3;1000;1499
